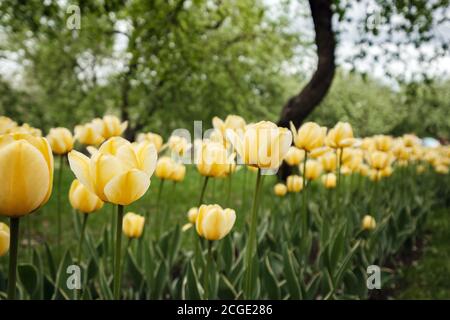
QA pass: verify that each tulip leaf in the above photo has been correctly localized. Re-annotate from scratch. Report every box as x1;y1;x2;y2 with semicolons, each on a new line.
282;244;302;299
218;274;238;299
262;255;280;299
153;261;168;299
184;260;202;300
44;242;57;280
18;263;39;297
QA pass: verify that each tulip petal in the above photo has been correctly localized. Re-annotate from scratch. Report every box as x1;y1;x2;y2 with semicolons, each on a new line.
104;169;150;205
68;150;94;193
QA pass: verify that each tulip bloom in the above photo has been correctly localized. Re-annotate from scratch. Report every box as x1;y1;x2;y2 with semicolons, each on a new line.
0;134;53;217
75;123;105;146
367;150;391;170
69;179;104;214
196;140;233;177
373;135;393;152
168;135;191;157
187;207;199;224
320;152;337;173
303;160;322;181
362;215;376;230
290;121;326;152
212;115;246;148
94;115;128;139
321;173;337;189
171;163;186;182
0;116;17;134
0;222;10;257
155;156;176;180
228;121;292;170
273;183;288;197
136;132;163;152
68;137;157;206
326;122;354;149
46;127;75;155
196;204;236;241
286;175;303;193
284;146;304;166
0;133;54;299
122;212;145;239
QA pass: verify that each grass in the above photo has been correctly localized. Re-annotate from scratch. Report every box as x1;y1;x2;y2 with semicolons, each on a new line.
395;207;450;299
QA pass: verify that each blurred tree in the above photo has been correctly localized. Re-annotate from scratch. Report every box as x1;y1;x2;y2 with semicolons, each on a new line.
278;0;450;128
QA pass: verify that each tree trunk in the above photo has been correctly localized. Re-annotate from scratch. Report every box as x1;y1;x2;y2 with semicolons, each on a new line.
277;0;336;179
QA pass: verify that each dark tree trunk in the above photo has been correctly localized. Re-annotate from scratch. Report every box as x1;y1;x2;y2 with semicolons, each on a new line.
277;0;336;179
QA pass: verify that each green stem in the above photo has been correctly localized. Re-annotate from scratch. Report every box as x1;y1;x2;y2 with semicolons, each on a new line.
154;179;165;240
204;241;213;299
8;217;20;300
226;164;233;206
244;168;263;299
301;152;308;234
198;176;209;207
113;204;124;300
335;148;343;216
77;214;89;264
57;155;64;254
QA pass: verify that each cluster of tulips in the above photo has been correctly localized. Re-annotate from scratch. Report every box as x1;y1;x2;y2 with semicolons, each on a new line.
0;113;448;300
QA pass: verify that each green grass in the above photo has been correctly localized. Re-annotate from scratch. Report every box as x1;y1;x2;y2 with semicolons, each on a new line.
395;208;450;299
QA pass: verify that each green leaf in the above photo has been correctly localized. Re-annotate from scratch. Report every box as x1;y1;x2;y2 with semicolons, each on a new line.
18;264;39;297
282;244;301;299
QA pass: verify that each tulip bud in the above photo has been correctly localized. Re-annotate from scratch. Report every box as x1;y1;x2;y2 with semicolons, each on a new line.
367;150;390;170
0;133;54;217
122;212;145;238
196;204;236;241
69;179;104;213
273;183;288;196
286;175;303;193
0;222;10;257
303;159;322;181
100;115;128;139
362;215;376;231
168;135;191;156
187;207;198;224
435;164;449;174
373;135;393;152
290;122;326;152
171;163;186;182
46;127;75;155
326;122;354;149
321;173;336;189
284;147;304;166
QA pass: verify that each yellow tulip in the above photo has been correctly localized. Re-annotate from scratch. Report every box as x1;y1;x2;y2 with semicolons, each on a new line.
136;132;163;152
358;163;370;176
228;121;292;170
367;150;390;170
212;115;246;148
286;175;303;193
273;183;288;196
46;127;74;155
302;159;322;181
196;140;233;177
68;137;157;205
321;173;337;188
171;163;186;182
0;116;17;134
362;215;376;230
187;207;198;224
361;137;375;151
0;222;10;257
380;166;393;177
416;164;426;174
392;141;411;161
168;135;191;156
403;134;420;147
326;122;354;149
290;121;326;152
69;179;104;213
435;164;449;174
96;115;128;139
0;133;53;217
155;156;175;180
196;204;236;241
14;123;42;136
284;146;304;166
320;152;337;172
122;212;145;238
75;123;105;146
373;135;393;152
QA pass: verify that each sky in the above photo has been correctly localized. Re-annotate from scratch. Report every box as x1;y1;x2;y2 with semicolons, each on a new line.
1;0;449;89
